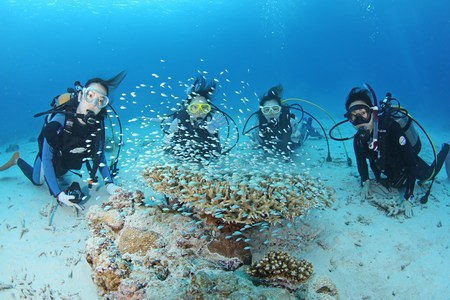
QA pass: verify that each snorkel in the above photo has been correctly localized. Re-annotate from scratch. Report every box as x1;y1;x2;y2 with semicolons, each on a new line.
364;83;379;151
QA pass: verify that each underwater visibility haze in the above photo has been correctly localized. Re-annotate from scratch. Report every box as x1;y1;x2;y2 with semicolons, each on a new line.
1;0;449;144
1;1;450;299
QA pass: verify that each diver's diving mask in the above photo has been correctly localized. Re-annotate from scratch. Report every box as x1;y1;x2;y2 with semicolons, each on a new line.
187;103;211;114
82;87;110;109
345;104;372;126
261;105;281;115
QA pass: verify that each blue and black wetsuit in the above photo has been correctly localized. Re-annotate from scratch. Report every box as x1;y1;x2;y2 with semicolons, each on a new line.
354;114;449;199
17;113;113;197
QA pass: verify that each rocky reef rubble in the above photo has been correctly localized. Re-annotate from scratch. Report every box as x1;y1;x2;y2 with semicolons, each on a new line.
85;190;339;299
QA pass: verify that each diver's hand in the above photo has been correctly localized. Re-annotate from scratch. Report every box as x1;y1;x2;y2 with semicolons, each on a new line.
400;198;414;218
387;204;400;217
57;192;84;210
248;130;262;148
290;121;302;143
291;130;302;143
206;112;226;134
106;183;121;195
360;180;371;200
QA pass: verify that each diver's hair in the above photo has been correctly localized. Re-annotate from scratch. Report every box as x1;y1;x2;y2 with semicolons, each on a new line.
186;75;216;104
257;85;285;125
259;85;283;106
345;87;372;110
85;70;127;98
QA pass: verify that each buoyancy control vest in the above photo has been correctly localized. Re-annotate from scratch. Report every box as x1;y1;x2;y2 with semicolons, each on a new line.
37;93;106;181
376;111;421;187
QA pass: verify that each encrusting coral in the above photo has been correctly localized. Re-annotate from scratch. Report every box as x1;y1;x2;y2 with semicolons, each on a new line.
142;163;334;225
117;227;160;255
247;251;313;291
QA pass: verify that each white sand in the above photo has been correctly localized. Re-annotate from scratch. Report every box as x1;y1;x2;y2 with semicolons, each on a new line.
0;121;449;299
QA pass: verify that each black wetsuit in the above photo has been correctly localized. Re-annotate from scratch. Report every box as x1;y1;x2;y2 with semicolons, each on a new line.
354;114;449;199
169;110;221;162
258;107;300;155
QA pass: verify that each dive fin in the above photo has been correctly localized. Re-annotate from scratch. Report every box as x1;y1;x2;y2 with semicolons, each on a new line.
0;151;19;171
445;147;450;181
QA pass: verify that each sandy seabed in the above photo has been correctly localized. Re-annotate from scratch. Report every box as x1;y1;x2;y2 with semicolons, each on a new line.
0;120;449;300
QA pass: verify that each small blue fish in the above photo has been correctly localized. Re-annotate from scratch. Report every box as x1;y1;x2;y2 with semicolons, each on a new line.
244;238;251;242
244;246;251;250
217;225;224;229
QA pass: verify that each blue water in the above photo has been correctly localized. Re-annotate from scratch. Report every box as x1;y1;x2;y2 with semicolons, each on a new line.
1;0;449;144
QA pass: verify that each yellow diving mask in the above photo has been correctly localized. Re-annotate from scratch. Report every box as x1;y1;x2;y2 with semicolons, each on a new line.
187;103;211;114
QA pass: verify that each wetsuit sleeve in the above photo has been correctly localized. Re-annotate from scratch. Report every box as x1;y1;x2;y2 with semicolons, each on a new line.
368;154;382;182
389;121;418;199
354;138;370;185
42;114;65;197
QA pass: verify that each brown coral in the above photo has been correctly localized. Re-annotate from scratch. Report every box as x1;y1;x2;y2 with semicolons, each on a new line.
247;251;313;291
92;251;131;293
117;227;160;255
142;164;333;225
108;280;147;299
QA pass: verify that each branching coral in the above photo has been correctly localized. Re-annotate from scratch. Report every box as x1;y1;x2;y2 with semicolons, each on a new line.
142;163;333;225
247;251;313;291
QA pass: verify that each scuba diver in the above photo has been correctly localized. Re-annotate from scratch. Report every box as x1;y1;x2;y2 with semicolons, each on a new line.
332;85;449;217
1;72;126;210
162;76;238;163
244;85;322;160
